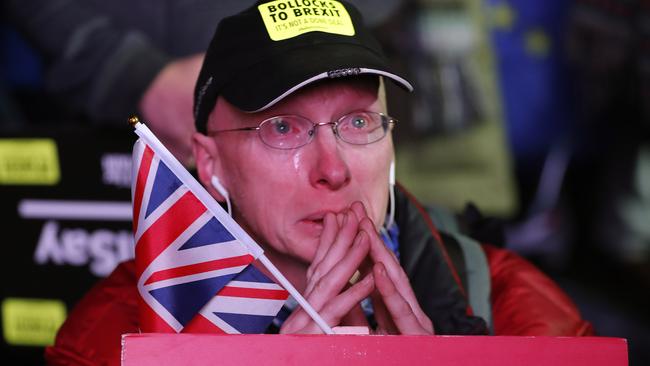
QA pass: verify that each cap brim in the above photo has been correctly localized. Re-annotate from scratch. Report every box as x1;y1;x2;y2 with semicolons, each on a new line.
220;42;413;112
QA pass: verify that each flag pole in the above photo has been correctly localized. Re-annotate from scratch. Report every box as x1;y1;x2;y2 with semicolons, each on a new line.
258;254;333;334
128;116;334;335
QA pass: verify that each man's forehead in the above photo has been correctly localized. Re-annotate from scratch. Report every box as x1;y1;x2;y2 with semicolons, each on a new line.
209;76;382;126
275;76;380;105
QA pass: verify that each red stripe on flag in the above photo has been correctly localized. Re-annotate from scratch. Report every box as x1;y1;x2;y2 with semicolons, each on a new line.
132;145;154;234
144;254;255;285
182;313;228;334
136;191;207;277
217;286;289;300
138;295;177;333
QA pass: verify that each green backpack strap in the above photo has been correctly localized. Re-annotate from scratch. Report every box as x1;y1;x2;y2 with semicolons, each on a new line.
426;206;494;333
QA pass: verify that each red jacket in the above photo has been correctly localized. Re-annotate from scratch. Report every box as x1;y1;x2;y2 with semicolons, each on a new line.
44;247;593;365
45;190;593;365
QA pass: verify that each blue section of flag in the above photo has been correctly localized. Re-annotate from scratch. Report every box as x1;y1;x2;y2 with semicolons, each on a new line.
145;161;183;218
234;264;274;284
215;312;275;334
180;217;236;250
149;273;239;327
134;139;279;334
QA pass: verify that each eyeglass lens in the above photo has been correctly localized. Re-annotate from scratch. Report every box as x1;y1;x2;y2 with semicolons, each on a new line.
258;112;390;149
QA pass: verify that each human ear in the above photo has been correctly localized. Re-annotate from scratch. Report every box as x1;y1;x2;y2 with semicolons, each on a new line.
192;132;228;202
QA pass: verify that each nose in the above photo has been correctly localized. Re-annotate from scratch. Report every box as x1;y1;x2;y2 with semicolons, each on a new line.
307;125;351;191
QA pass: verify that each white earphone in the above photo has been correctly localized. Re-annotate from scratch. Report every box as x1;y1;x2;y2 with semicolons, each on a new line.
211;175;232;217
383;160;396;235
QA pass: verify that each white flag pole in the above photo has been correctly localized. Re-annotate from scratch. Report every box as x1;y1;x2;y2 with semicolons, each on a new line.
258;254;333;334
129;117;333;335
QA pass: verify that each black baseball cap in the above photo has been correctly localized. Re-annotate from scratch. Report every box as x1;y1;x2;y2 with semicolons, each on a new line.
193;0;413;133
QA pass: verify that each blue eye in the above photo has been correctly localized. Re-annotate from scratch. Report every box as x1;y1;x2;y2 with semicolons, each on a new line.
351;117;367;129
272;119;291;134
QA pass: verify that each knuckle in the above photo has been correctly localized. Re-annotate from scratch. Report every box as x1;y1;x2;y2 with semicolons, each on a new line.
314;276;331;293
310;268;321;281
393;299;414;319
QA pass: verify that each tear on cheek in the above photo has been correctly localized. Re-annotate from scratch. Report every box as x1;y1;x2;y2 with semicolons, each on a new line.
292;152;305;173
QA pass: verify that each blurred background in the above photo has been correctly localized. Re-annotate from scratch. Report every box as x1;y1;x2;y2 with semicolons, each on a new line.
1;0;648;364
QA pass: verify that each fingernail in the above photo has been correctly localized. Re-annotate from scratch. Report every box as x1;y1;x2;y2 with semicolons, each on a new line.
377;263;387;276
358;272;373;286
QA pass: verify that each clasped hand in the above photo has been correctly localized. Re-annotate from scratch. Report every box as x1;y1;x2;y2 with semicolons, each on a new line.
280;202;434;335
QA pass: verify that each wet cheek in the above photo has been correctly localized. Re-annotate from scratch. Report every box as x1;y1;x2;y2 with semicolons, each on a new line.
291;150;308;174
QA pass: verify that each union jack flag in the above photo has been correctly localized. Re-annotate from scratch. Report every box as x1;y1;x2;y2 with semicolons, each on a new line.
184;265;289;334
131;138;287;333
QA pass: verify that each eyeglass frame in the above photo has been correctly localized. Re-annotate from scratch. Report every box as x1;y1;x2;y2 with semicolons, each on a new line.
206;111;397;150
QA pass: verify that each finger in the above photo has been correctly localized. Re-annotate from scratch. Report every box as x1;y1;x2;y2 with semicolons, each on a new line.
336;212;345;227
341;304;368;327
308;211;348;286
286;273;375;334
370;290;398;334
351;212;432;333
348;203;375;278
360;217;431;326
279;306;310;334
305;229;369;297
318;273;374;328
359;217;400;266
307;212;338;279
347;207;398;333
306;211;352;293
310;231;369;300
286;229;370;334
350;201;368;222
359;217;412;297
307;211;360;287
374;262;432;335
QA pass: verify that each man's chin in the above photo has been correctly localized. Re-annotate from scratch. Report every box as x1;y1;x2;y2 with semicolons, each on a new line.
290;234;323;265
262;235;319;266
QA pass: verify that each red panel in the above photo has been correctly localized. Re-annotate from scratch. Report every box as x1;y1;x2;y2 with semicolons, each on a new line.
121;334;628;366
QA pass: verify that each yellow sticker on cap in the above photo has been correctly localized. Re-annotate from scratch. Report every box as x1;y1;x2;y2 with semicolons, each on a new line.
2;298;67;346
0;139;60;185
258;0;355;41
